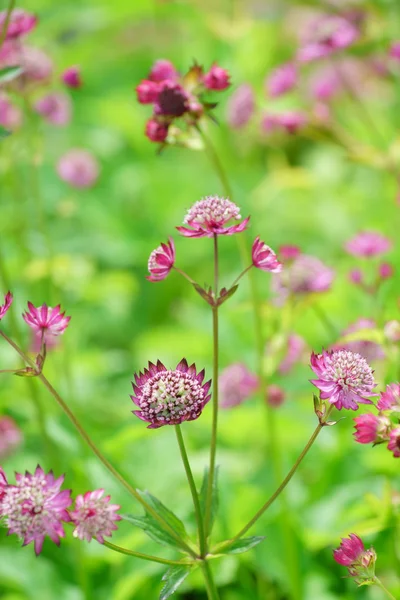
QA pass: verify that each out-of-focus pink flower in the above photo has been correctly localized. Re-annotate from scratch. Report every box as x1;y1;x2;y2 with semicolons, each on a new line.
279;245;301;261
70;489;121;543
0;416;22;458
266;384;285;407
272;254;334;303
333;534;376;583
309;66;340;101
147;237;175;282
389;42;400;61
349;268;363;285
177;196;249;238
226;84;255;129
62;66;82;89
297;15;359;63
219;363;259;408
0;9;37;40
20;46;53;83
388;427;400;457
0;466;72;555
377;383;400;412
23;303;70;341
384;321;400;343
131;359;211;428
378;262;394;280
333;319;385;363
266;62;297;97
310;349;376;410
353;413;391;444
136;80;160;104
278;334;307;374
0;94;22;129
149;59;178;83
203;64;230;90
57;149;100;188
34;92;72;126
252;237;282;273
0;291;12;321
145;118;169;142
0;466;7;505
155;81;188;116
345;231;391;257
262;111;307;135
312;102;331;124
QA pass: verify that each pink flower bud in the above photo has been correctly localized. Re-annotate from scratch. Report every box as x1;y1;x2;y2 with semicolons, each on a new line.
62;66;82;89
0;8;37;39
353;413;391;444
266;385;285;407
349;268;363;285
252;237;282;273
333;534;376;584
266;62;297;98
34;93;72;126
136;80;160;104
149;59;178;82
145;118;169;142
378;262;394;280
147;238;175;282
203;64;230;91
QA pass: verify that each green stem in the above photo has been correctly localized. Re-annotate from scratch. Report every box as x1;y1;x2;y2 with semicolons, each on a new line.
173;266;196;285
312;302;338;339
373;576;397;600
231;264;253;288
0;0;15;48
0;329;197;559
200;560;220;600
103;541;192;566
205;235;219;542
196;124;233;198
175;425;207;557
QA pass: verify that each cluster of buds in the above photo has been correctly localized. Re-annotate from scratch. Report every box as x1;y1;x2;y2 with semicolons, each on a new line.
345;231;394;294
136;59;231;144
333;533;377;586
0;466;120;555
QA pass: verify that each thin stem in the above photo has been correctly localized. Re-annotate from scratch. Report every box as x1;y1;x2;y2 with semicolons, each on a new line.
173;266;196;285
175;425;207;557
0;329;197;559
103;541;192;566
200;560;220;600
0;0;15;48
373;576;397;600
205;235;219;542
231;264;253;288
195;124;233;198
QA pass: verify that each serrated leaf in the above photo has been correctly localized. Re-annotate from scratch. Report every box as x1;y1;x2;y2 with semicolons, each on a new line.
222;536;265;555
0;65;23;84
137;490;189;541
160;566;192;600
199;466;219;535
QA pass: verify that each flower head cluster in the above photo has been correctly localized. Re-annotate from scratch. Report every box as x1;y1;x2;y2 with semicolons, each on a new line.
310;349;376;410
219;363;259;408
131;359;211;428
136;60;230;144
297;14;359;63
70;489;121;543
272;253;334;304
333;534;377;585
177;196;249;238
147;238;175;282
345;231;391;258
23;302;71;342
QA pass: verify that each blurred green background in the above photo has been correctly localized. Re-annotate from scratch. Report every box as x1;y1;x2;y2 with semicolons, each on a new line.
1;0;400;598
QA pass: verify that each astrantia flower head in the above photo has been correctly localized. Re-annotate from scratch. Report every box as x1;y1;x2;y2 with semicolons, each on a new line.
147;237;175;282
266;62;297;97
70;489;121;543
353;413;391;444
177;196;249;238
0;291;13;320
377;383;400;412
226;83;255;129
252;237;282;273
0;8;37;40
219;363;259;408
297;14;359;63
345;231;391;257
310;349;376;410
1;466;72;555
23;303;71;341
62;66;82;89
131;359;211;428
388;427;400;458
272;253;334;304
57;149;99;188
333;534;376;584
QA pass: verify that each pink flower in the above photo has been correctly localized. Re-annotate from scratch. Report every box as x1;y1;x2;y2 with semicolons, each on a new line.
0;94;22;130
226;84;255;129
278;334;307;374
62;66;82;89
149;59;178;83
262;111;307;135
266;62;297;97
252;237;282;273
0;9;37;40
57;149;99;188
389;42;400;61
219;363;259;408
0;466;72;555
177;196;249;238
384;321;400;343
377;383;400;411
136;80;160;104
145;118;169;142
388;427;400;457
23;303;71;340
19;46;53;83
272;254;334;303
333;534;376;583
0;466;7;506
0;416;22;458
333;319;385;363
353;413;391;444
378;262;393;280
349;268;363;285
70;489;121;543
309;66;340;101
0;291;13;320
203;64;230;90
345;231;391;257
34;93;72;126
266;385;285;407
279;245;300;261
131;359;211;428
297;15;359;63
310;349;376;410
147;237;175;282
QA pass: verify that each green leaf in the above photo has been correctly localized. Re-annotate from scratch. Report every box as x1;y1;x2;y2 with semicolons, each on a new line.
0;125;11;139
199;466;219;534
0;66;23;84
159;566;191;600
137;490;189;540
222;536;265;555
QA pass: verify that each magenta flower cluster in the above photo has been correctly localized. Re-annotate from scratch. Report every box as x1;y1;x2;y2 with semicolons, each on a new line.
333;533;377;584
345;231;394;294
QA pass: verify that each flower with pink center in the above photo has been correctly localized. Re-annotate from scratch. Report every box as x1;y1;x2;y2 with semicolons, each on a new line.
252;237;282;273
310;349;376;410
155;81;188;117
0;291;12;320
262;111;307;135
278;334;307;374
131;359;211;428
203;64;230;91
272;254;334;304
333;534;376;583
219;363;259;408
297;15;359;63
145;118;169;142
148;59;178;83
0;416;22;458
333;319;385;363
34;92;72;126
226;83;255;129
136;80;160;104
345;231;391;258
0;466;72;555
0;9;37;40
61;66;82;89
147;237;175;282
177;196;249;238
266;62;297;98
389;42;400;61
0;94;22;130
353;413;391;444
266;385;285;407
23;303;71;341
377;383;400;412
70;489;121;543
57;149;100;188
388;427;400;457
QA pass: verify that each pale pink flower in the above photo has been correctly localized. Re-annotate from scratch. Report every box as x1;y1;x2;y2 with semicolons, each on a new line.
279;245;300;261
70;489;121;543
309;66;340;101
388;427;400;457
0;466;72;555
0;9;37;40
148;59;178;83
203;64;230;90
145;118;169;142
272;254;334;303
333;534;376;583
147;238;175;282
57;149;99;188
62;66;82;89
297;15;359;63
377;383;400;412
136;80;160;104
310;349;376;410
262;111;307;135
252;237;282;273
226;84;255;128
0;94;22;129
177;196;249;238
345;231;391;257
19;46;53;83
34;92;72;126
23;303;70;340
266;384;285;407
219;363;259;408
131;359;211;428
278;334;307;374
389;42;400;61
266;62;297;97
0;416;22;458
0;291;12;320
334;319;385;363
353;413;391;444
